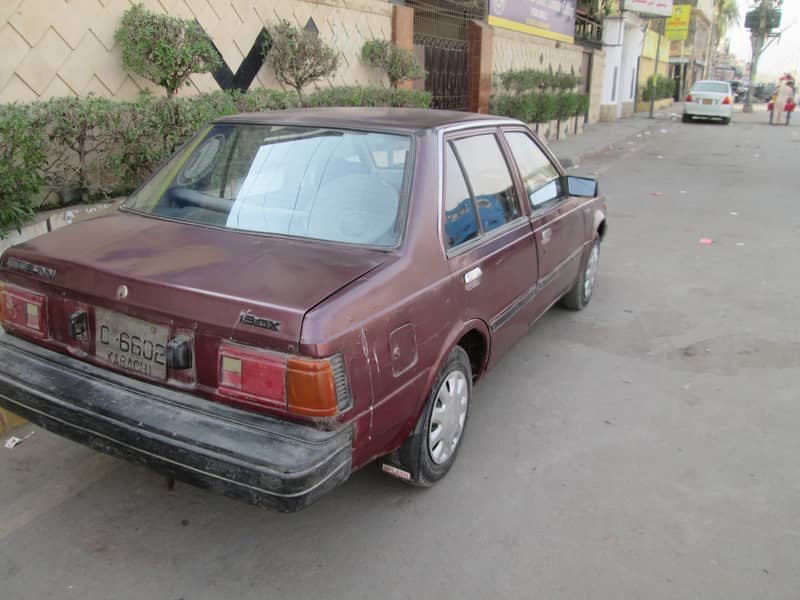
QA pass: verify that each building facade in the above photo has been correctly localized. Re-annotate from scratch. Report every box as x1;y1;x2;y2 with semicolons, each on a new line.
0;0;608;122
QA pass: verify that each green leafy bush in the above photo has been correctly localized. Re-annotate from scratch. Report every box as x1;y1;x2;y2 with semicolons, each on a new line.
0;105;47;238
37;96;120;201
305;86;432;108
491;91;562;123
361;40;426;88
265;20;339;105
497;68;583;94
114;3;221;98
556;92;579;120
576;92;590;116
641;74;676;101
230;88;298;112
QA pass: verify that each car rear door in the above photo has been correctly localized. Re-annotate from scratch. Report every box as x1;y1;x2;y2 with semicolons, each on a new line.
501;127;588;313
441;127;539;362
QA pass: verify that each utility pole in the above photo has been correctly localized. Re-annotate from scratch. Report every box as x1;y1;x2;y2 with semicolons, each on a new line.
743;0;783;113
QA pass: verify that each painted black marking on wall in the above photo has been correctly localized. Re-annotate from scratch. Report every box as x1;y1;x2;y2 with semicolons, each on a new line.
209;27;271;91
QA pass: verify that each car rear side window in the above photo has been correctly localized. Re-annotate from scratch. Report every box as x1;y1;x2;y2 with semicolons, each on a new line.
450;134;519;234
444;143;479;249
504;131;561;210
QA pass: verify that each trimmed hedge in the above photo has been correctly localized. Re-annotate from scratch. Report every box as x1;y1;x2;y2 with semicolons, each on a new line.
491;68;588;125
0;86;433;238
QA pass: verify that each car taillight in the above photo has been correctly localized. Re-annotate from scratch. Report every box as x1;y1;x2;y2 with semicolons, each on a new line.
0;283;48;338
286;357;340;417
217;342;351;417
686;94;693;102
722;96;731;105
218;342;286;407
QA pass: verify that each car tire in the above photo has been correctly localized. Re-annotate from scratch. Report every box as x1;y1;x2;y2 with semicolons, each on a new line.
388;346;472;487
561;240;600;311
722;117;731;125
682;114;692;123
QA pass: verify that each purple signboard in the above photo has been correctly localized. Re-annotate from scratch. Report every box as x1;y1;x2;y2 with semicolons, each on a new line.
488;0;577;43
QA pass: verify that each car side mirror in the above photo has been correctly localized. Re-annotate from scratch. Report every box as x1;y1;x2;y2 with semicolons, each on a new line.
562;175;599;198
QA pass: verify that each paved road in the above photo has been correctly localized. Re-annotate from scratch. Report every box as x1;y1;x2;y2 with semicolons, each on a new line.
2;109;799;600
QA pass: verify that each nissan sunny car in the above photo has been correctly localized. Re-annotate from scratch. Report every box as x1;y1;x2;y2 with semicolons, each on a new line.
0;108;606;511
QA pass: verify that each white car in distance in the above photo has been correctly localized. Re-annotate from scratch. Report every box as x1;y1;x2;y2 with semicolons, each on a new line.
683;80;734;125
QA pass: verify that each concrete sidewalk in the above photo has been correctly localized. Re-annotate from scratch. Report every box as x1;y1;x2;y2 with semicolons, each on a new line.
550;106;683;167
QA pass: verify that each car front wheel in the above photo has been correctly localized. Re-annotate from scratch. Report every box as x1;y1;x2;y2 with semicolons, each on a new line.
561;240;600;310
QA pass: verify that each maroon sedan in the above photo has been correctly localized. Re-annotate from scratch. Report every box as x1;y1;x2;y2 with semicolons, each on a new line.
0;108;606;511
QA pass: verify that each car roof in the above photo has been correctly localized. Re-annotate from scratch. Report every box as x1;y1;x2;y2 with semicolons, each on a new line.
216;107;520;134
693;80;730;86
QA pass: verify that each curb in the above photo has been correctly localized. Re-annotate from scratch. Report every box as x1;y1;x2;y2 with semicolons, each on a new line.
555;115;678;168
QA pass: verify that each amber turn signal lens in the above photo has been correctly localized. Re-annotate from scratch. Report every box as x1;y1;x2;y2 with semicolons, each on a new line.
286;357;338;417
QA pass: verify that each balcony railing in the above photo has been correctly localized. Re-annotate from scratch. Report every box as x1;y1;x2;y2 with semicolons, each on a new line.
575;14;603;46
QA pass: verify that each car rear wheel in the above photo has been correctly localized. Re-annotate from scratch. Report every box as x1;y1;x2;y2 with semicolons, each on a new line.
722;117;731;125
682;114;692;123
561;240;600;310
385;346;472;486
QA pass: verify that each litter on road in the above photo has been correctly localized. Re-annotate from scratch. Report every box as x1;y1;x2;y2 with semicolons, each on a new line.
699;238;714;245
4;431;35;449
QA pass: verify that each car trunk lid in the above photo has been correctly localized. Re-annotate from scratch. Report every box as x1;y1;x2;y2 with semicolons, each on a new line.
2;211;389;352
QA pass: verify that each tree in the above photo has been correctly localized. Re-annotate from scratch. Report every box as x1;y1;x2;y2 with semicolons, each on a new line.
708;0;740;72
114;4;221;98
361;40;426;88
264;20;340;106
743;0;784;113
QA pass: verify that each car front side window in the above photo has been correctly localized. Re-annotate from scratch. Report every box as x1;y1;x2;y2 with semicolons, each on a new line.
450;134;520;234
505;131;562;210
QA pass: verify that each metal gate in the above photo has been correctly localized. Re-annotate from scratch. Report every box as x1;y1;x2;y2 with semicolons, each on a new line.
406;0;487;111
415;34;469;110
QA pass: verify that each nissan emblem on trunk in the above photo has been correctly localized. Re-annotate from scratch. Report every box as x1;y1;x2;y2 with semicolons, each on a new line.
117;285;129;300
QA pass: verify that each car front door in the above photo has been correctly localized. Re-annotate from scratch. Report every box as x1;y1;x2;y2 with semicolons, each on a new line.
502;128;589;315
441;128;539;362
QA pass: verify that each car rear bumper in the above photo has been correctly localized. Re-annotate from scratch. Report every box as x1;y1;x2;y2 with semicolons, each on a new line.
0;333;352;512
684;103;732;118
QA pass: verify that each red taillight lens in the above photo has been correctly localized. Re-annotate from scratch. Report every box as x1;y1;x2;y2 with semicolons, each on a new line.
0;283;47;338
217;342;350;417
722;96;731;105
686;94;693;103
218;342;286;408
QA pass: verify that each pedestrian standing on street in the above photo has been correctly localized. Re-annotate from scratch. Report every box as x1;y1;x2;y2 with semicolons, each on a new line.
771;74;794;125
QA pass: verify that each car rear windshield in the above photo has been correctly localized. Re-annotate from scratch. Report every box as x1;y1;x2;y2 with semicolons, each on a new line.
692;82;729;93
124;123;412;247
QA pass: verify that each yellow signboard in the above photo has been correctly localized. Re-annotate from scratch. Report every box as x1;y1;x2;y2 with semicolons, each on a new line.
665;4;690;41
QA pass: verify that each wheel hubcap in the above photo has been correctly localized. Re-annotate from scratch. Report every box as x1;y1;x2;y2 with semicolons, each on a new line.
428;371;469;465
583;244;599;300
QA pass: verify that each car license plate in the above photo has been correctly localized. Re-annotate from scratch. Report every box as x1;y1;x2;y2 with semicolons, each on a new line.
95;308;169;379
703;99;713;105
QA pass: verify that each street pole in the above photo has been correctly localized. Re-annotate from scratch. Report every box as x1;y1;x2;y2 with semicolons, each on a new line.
744;0;772;113
649;18;664;119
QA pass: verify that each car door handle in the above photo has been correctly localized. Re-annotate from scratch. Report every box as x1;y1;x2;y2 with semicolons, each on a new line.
464;267;482;289
541;227;552;244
